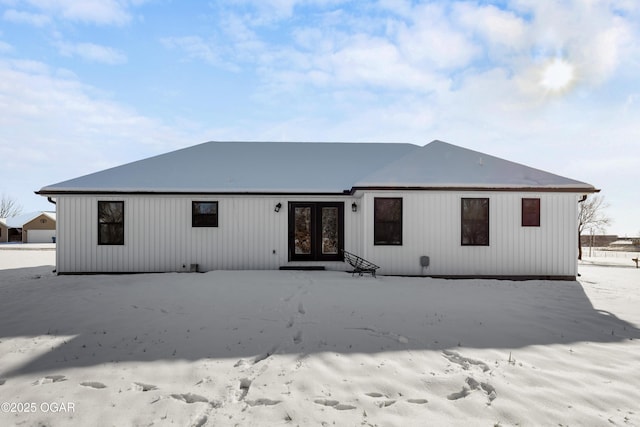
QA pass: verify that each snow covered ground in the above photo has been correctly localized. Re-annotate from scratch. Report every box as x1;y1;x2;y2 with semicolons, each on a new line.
0;249;638;426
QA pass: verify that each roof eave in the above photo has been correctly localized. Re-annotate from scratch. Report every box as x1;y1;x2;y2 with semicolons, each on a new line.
350;185;599;193
36;189;354;196
38;185;599;197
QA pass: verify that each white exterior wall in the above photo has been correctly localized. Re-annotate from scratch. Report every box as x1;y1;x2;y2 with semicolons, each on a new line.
361;191;580;277
55;195;362;274
55;191;580;277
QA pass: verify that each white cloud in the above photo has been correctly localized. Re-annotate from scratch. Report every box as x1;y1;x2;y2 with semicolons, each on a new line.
0;58;192;212
160;36;240;71
454;3;526;51
225;0;348;23
55;41;127;65
395;3;480;70
0;40;12;52
19;0;143;25
580;23;633;84
512;0;638;88
2;8;51;26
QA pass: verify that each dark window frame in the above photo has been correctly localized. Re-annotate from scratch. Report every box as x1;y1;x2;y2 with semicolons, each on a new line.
288;202;344;262
192;201;219;227
374;197;403;246
522;198;541;227
98;201;124;245
461;198;489;246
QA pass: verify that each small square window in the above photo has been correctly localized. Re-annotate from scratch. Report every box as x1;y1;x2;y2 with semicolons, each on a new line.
192;201;218;227
522;198;540;227
98;201;124;245
374;198;402;245
461;198;489;246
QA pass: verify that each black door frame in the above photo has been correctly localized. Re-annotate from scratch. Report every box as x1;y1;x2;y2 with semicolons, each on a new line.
288;202;344;262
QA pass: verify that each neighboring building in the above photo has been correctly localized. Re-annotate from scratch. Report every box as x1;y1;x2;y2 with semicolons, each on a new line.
22;212;56;243
0;218;7;243
609;239;640;251
3;212;57;243
37;140;598;278
580;234;619;248
579;235;640;251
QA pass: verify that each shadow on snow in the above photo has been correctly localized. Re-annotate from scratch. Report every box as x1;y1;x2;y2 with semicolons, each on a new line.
1;267;638;378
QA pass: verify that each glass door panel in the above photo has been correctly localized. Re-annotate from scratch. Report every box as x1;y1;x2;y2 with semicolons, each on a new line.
294;207;312;255
321;207;338;255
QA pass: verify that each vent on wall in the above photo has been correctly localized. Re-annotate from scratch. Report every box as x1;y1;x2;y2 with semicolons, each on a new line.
420;256;430;276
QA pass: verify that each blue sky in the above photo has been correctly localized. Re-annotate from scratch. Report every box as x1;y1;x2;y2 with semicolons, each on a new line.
1;0;638;235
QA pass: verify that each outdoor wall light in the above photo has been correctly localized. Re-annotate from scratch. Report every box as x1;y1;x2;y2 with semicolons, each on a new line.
274;203;282;212
351;202;358;212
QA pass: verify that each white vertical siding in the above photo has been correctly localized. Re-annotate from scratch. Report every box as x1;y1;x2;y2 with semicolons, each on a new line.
362;191;580;277
56;195;361;274
56;191;579;277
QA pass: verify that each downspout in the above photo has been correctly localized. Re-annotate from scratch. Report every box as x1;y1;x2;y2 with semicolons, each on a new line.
46;196;58;274
577;194;588;271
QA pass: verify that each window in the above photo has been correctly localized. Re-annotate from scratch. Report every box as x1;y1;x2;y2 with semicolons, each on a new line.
192;201;218;227
461;198;489;246
374;197;402;245
98;201;124;245
522;198;540;227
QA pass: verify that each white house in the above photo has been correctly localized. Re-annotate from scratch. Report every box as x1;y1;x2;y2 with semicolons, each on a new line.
37;140;597;278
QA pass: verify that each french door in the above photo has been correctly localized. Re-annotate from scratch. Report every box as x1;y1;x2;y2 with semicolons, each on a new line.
288;202;344;261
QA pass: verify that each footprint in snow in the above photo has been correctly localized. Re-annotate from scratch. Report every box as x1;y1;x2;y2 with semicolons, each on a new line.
293;330;303;344
298;302;306;315
133;382;157;392
253;345;278;364
238;378;252;401
195;376;214;385
192;415;208;427
335;404;357;410
246;398;281;406
234;359;249;368
0;379;6;386
377;400;396;408
365;393;395;407
286;316;294;328
314;399;339;407
313;399;356;410
442;350;490;372
407;398;428;404
34;375;67;385
447;377;497;403
447;387;470;401
465;377;497;402
365;392;385;398
170;393;209;404
80;381;107;389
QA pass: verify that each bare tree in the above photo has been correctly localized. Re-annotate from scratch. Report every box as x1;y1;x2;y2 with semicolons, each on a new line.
0;193;23;218
578;194;612;260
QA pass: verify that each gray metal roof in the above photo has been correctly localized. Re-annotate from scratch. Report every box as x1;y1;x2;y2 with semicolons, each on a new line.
38;140;596;194
39;141;418;194
355;140;595;190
